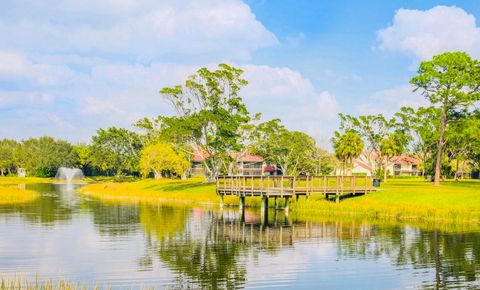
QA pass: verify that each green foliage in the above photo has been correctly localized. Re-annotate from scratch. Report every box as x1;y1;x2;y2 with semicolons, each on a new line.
0;139;20;176
331;130;364;175
252;119;319;175
90;127;143;176
411;52;480;185
159;64;252;180
395;106;441;176
18;137;77;177
139;143;189;178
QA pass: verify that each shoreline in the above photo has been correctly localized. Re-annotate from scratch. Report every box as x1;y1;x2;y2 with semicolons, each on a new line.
76;178;480;230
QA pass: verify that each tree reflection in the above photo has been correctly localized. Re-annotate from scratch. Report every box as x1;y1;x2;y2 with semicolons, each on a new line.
140;206;248;289
0;183;74;224
332;222;480;288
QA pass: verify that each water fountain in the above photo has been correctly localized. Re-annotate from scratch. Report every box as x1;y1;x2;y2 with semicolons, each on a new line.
55;167;84;183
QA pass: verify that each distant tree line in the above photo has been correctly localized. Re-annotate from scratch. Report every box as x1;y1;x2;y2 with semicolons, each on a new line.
0;64;336;179
332;52;480;185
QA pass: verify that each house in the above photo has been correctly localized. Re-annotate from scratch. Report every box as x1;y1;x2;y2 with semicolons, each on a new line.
189;149;277;177
337;152;423;176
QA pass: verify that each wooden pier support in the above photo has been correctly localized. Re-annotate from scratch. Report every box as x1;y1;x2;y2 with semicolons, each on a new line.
239;195;245;212
261;196;269;225
220;194;224;209
274;196;279;210
284;197;290;214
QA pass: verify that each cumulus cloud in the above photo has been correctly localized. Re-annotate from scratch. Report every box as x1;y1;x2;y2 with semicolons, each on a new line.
0;0;278;60
242;65;339;146
378;6;480;60
356;85;429;116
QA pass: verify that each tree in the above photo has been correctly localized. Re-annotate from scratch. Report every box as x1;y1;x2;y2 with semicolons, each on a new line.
395;106;441;178
380;132;407;182
331;130;364;175
139;143;189;179
0;139;20;176
19;137;77;177
252;119;317;175
339;113;395;176
159;64;252;181
411;52;480;185
73;144;93;175
308;148;338;175
90;127;143;176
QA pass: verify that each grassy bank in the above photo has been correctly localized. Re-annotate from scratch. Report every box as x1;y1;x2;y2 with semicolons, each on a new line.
0;177;54;185
78;177;480;225
0;185;39;205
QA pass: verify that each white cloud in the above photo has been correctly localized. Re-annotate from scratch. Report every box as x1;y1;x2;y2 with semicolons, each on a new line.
356;85;429;116
242;65;339;147
378;6;480;60
0;0;278;60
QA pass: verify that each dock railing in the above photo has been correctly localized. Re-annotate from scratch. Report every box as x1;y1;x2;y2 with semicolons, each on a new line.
216;175;374;198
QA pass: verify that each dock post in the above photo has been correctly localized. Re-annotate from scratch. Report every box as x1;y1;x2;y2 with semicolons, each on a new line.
239;195;245;212
274;196;278;210
261;196;269;225
284;197;290;214
220;194;224;209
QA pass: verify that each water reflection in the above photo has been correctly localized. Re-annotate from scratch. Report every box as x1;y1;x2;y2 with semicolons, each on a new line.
0;184;479;289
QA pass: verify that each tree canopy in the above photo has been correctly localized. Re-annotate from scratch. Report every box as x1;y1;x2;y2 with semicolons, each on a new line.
411;52;480;185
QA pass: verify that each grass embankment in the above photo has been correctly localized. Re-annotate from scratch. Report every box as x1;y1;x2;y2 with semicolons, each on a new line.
0;177;54;185
78;178;480;225
0;185;39;205
78;178;224;205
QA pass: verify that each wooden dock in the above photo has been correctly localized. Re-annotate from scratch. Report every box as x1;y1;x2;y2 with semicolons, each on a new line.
216;175;375;212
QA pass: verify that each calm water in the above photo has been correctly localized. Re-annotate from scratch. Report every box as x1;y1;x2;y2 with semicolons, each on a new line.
0;184;479;289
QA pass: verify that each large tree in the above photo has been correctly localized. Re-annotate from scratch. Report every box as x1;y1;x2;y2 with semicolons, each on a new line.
19;137;77;177
159;64;252;181
90;127;143;176
411;52;480;185
251;119;318;175
395;106;440;177
139;143;189;179
0;139;20;176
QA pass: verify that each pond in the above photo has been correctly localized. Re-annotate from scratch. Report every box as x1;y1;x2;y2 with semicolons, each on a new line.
0;183;479;289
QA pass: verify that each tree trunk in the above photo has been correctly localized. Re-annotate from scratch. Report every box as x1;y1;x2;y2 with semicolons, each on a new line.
0;169;3;176
455;159;459;181
154;170;162;179
383;157;388;183
434;111;447;186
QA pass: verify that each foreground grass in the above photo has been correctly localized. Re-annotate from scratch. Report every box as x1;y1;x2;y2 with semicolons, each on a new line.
0;185;39;205
0;277;93;290
78;177;480;226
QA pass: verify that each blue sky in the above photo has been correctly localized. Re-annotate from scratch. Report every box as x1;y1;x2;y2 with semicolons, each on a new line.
1;0;479;147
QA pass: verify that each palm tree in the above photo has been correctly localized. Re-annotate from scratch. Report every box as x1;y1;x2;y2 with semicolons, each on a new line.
331;130;364;175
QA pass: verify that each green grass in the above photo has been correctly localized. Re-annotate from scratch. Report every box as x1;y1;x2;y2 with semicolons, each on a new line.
78;177;480;226
292;178;480;225
0;277;94;290
0;185;39;205
0;177;55;185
